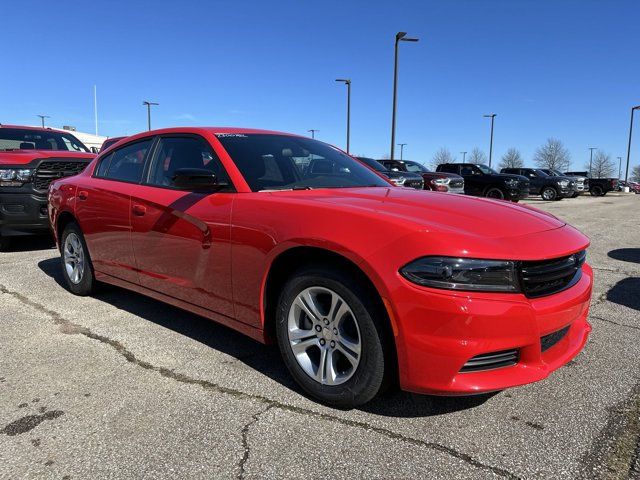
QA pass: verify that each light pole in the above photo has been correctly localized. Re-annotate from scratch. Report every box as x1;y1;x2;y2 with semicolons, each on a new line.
460;151;467;163
142;101;159;131
335;79;351;153
617;156;623;180
307;129;319;139
37;115;50;128
588;147;597;177
390;31;419;160
625;105;640;183
397;143;407;160
483;114;496;167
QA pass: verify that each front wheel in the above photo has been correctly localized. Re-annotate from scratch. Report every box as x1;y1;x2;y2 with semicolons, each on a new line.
485;187;505;200
541;186;559;201
60;222;97;296
275;266;389;408
0;236;10;252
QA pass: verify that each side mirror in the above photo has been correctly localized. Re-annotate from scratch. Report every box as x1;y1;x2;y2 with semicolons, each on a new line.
172;168;227;191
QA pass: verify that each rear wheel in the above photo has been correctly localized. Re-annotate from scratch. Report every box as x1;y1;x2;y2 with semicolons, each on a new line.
541;186;559;201
590;185;604;196
275;265;389;408
485;187;505;200
571;192;580;198
60;222;96;296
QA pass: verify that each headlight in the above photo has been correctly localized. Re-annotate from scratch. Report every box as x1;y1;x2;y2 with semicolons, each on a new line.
400;256;520;292
505;178;519;188
0;168;33;186
391;177;406;186
558;180;569;187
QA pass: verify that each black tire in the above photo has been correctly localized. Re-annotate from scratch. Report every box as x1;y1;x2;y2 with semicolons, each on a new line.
275;265;390;408
0;236;10;252
541;186;558;201
485;187;505;200
60;222;97;296
590;185;604;196
571;192;580;198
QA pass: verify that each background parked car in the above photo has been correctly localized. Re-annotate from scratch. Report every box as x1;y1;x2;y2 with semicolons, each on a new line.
565;171;618;196
540;169;587;197
436;163;529;201
355;157;424;189
0;125;95;250
501;167;576;200
100;136;126;152
378;159;464;193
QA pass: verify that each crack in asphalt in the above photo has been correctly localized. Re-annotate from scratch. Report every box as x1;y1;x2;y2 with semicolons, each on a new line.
0;283;520;479
238;405;273;479
589;315;640;331
578;384;640;480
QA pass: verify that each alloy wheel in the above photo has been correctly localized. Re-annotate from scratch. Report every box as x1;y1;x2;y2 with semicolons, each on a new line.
287;286;361;386
63;232;85;285
486;188;504;199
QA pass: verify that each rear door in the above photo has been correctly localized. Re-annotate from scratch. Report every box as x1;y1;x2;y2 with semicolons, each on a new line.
129;135;235;318
75;138;154;284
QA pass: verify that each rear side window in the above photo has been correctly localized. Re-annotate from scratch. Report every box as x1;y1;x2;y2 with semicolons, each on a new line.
438;164;458;174
96;139;152;183
147;136;231;189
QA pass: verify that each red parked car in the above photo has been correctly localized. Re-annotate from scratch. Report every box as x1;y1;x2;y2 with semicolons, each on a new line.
48;127;593;407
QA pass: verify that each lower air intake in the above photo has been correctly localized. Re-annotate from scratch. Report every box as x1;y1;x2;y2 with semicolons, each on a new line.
460;349;519;373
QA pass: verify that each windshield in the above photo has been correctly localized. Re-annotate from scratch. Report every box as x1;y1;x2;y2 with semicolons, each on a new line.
534;169;549;176
476;164;498;175
548;169;564;176
216;134;390;191
403;160;429;173
0;128;89;152
356;157;388;173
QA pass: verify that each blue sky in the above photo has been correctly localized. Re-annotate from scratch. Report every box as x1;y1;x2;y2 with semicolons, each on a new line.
1;0;639;173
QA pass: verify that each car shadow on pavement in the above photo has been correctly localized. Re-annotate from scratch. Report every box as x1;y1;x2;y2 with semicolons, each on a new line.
608;248;640;265
606;277;640;312
2;235;55;253
38;257;495;417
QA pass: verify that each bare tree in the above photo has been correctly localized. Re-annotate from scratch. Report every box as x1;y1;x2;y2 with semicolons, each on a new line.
631;165;640;182
587;151;615;178
533;138;571;171
431;147;455;168
499;148;524;169
467;147;487;165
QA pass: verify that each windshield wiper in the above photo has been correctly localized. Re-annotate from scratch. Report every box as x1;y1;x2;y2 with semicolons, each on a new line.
292;186;314;190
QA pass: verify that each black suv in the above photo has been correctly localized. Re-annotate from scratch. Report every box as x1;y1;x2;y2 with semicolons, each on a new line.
355;157;424;189
501;167;575;201
436;163;529;202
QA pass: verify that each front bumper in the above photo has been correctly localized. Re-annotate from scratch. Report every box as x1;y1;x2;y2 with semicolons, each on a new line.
507;188;529;200
391;263;593;395
0;192;50;237
446;185;465;194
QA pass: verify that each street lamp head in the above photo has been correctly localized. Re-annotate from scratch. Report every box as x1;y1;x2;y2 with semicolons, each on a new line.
335;78;351;85
633;105;640;111
143;101;159;106
483;114;496;118
396;31;418;42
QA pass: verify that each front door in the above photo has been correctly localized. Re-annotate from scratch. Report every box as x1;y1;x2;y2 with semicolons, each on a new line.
129;135;235;318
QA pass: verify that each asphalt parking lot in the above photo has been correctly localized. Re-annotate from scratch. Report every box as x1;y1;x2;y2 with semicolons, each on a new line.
0;193;639;479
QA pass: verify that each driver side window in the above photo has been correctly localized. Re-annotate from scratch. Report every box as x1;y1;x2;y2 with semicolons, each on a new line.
147;136;231;189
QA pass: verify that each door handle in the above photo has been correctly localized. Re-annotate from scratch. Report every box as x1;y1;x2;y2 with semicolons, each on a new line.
78;190;88;200
132;204;147;216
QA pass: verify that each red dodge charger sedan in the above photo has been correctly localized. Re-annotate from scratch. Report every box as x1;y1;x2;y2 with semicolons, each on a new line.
48;127;593;407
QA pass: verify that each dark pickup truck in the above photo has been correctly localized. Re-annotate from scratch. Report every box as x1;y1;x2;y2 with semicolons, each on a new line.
436;163;529;201
355;157;424;189
565;171;618;196
501;167;576;200
0;125;95;249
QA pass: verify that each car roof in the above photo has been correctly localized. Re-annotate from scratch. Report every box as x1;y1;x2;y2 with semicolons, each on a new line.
0;124;66;133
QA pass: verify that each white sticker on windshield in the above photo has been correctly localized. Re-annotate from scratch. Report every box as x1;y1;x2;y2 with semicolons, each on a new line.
215;133;247;138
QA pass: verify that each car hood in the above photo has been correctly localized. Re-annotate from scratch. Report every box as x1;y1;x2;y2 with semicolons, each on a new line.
0;150;95;166
421;172;462;179
386;171;423;180
270;187;564;239
494;173;528;182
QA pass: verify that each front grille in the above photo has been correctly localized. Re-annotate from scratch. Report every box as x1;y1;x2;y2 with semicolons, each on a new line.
520;250;586;298
460;349;519;372
33;160;88;192
405;179;424;190
450;179;464;188
541;325;570;352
